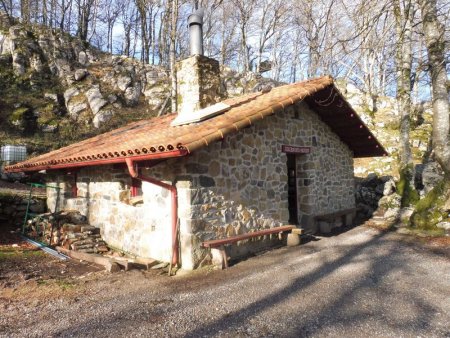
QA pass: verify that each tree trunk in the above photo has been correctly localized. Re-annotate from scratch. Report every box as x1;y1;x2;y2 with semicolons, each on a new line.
20;0;30;23
394;0;418;207
418;0;450;175
169;0;178;113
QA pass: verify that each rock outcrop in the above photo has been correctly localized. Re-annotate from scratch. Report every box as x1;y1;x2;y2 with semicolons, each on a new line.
0;14;280;156
336;80;433;178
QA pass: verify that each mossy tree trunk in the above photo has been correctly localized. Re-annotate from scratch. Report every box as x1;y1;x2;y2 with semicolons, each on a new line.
410;0;449;229
418;0;450;176
394;0;418;207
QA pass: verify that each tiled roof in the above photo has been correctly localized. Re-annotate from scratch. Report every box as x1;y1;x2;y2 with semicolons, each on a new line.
5;76;387;173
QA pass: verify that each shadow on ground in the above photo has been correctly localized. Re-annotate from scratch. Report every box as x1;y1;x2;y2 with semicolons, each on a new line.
48;226;449;337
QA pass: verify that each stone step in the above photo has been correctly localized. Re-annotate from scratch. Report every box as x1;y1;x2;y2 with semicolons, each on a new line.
291;228;304;235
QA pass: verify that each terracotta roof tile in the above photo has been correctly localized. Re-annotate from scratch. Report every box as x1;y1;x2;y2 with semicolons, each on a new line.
5;76;387;172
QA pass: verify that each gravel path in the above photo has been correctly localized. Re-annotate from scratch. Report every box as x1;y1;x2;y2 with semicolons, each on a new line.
1;226;449;337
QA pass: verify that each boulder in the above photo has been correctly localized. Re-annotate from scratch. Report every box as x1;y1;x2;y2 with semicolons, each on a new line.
383;178;396;196
74;69;88;81
436;222;450;231
124;83;141;105
78;51;88;65
443;197;450;212
67;101;87;120
12;51;26;75
40;124;58;133
107;94;117;103
117;75;132;91
85;85;107;115
54;58;71;78
378;193;401;209
64;87;80;103
93;109;114;128
421;162;444;193
44;93;59;102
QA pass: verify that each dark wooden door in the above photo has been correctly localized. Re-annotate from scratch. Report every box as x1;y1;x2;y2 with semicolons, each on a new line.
287;154;298;225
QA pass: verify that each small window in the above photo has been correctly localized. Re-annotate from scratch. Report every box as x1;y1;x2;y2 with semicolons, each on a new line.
131;178;142;197
67;171;78;198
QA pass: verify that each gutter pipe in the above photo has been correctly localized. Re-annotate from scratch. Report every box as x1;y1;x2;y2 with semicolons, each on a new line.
125;158;179;267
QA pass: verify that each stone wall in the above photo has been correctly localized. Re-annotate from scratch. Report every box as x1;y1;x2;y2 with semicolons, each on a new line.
0;193;46;227
144;101;354;268
176;55;222;116
46;100;355;269
46;167;173;261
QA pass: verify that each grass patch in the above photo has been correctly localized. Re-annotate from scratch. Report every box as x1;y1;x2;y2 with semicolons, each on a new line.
400;226;446;237
55;279;75;290
0;249;45;258
37;278;75;291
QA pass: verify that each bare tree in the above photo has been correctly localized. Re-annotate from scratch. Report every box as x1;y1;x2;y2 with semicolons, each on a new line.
118;0;138;56
135;0;158;63
254;0;287;73
76;0;96;41
100;0;121;53
232;0;257;72
418;0;450;175
169;0;178;112
394;0;418;205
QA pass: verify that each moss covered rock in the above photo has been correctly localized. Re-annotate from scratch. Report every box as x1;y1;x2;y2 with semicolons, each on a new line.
410;179;450;230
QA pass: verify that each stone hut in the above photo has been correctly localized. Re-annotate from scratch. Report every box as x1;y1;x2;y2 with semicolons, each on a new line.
5;55;386;269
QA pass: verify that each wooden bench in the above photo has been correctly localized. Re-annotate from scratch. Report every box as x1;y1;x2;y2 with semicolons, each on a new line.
314;208;357;233
201;225;302;268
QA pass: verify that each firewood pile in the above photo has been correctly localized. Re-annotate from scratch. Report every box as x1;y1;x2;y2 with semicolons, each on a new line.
25;210;109;254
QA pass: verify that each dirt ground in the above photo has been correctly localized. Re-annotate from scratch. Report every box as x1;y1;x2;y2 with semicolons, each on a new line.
0;222;101;289
0;222;449;337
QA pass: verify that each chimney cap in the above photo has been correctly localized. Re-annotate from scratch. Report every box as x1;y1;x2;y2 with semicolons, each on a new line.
188;8;204;26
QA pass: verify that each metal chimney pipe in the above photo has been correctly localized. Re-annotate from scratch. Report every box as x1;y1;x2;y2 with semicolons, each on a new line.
188;8;204;56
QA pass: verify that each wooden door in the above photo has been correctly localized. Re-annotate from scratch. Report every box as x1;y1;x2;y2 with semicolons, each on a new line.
287;154;298;225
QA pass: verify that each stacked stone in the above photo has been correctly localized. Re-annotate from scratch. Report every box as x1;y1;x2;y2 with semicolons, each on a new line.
0;194;46;226
25;210;108;253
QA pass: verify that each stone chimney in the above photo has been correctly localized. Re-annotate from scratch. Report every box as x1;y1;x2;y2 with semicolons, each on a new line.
175;9;221;118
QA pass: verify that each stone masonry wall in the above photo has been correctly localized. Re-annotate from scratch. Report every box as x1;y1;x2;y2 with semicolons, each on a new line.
0;193;46;227
46;100;355;269
145;101;355;268
176;55;222;116
47;167;173;261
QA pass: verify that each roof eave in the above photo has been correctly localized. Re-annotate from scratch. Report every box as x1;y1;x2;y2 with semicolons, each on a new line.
4;149;189;173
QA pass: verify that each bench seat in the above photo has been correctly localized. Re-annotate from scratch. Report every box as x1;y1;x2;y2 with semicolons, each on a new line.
314;208;357;221
201;225;302;268
314;208;357;233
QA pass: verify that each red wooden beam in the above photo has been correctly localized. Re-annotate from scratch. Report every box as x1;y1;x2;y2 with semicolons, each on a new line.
201;225;295;248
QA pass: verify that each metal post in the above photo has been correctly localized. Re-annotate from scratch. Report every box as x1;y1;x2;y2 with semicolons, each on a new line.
188;8;204;56
22;184;33;234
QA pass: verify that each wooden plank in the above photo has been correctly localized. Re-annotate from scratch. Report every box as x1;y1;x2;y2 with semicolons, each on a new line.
201;225;295;248
56;246;120;272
